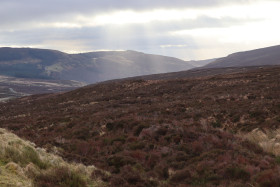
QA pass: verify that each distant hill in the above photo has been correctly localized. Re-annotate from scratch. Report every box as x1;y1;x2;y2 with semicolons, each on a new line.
204;45;280;68
0;48;194;83
2;45;280;84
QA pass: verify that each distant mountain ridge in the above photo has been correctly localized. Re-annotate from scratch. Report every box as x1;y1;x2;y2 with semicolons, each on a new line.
0;47;195;83
2;45;280;84
204;45;280;68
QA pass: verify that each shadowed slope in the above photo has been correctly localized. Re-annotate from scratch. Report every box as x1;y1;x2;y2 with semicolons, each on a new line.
0;48;194;83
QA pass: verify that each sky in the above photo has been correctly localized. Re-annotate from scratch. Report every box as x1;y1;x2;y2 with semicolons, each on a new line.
0;0;280;60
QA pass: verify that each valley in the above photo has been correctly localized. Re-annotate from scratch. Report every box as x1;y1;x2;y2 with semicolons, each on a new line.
0;75;86;102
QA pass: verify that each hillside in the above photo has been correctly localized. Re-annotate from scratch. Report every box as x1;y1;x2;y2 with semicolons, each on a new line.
0;66;280;186
204;45;280;68
0;48;194;83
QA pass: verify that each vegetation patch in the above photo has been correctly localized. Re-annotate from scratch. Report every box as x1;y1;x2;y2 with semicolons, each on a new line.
0;128;106;187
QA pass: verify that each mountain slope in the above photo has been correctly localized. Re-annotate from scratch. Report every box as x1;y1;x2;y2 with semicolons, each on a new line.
1;66;280;186
0;48;194;83
71;50;195;82
204;45;280;68
0;47;71;79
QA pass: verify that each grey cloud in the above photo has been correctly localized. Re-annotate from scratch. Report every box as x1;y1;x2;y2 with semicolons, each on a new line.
0;23;196;54
0;15;257;52
0;0;267;29
0;0;276;59
144;16;259;33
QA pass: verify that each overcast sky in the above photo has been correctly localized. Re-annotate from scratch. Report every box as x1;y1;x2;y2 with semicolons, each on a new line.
1;0;280;60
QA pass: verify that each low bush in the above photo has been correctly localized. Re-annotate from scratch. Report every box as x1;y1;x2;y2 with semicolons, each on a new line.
224;167;250;181
129;142;146;150
34;166;86;187
170;169;191;183
256;169;280;187
134;123;150;136
211;121;222;128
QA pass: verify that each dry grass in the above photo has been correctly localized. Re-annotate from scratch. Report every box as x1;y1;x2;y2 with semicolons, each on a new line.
0;128;107;187
242;128;280;156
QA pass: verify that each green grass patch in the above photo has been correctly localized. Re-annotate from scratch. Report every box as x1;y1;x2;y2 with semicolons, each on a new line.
22;146;48;169
3;146;48;169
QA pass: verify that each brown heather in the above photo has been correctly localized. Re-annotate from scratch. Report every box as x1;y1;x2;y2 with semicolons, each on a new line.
0;66;280;186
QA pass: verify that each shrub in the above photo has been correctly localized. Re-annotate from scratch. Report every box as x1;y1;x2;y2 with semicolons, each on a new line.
256;169;280;187
112;136;126;144
170;169;191;183
211;121;222;128
191;141;204;153
129;142;146;150
224;167;250;181
248;95;256;99
154;165;169;179
134;123;149;136
156;126;168;136
73;128;90;140
175;152;188;162
106;122;114;131
107;156;135;173
34;166;86;187
233;116;240;123
103;138;112;145
110;165;146;186
91;169;110;182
